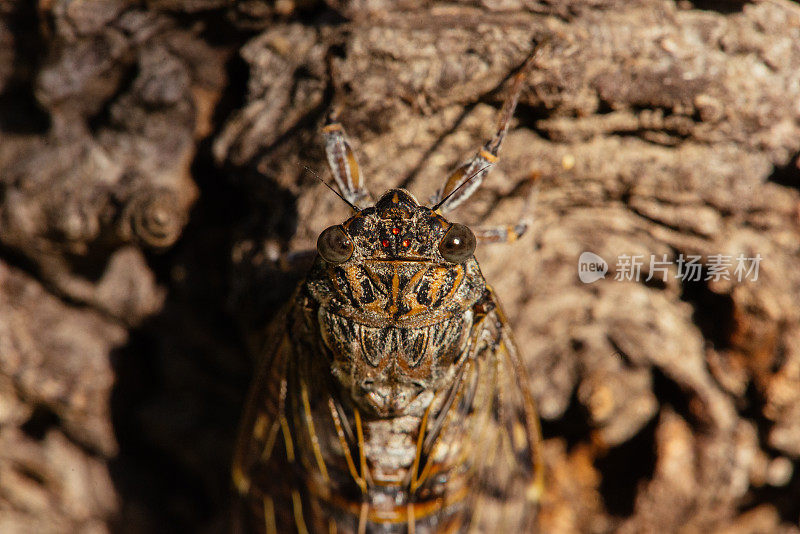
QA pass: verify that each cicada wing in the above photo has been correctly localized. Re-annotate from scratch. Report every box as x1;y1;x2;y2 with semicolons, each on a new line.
232;312;301;534
468;295;544;533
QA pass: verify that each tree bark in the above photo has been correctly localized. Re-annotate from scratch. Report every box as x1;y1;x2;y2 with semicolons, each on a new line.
1;1;799;532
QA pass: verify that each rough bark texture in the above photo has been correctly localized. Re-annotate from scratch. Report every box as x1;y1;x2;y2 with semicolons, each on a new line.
1;1;800;532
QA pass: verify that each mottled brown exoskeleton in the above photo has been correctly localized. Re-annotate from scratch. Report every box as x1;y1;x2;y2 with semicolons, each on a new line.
232;50;545;534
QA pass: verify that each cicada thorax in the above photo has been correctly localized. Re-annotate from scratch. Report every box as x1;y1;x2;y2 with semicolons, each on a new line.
317;309;473;417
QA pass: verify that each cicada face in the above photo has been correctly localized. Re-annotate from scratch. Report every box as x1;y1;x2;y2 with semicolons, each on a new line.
306;189;485;417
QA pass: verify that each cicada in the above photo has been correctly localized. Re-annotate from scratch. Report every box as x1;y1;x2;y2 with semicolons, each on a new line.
232;51;544;534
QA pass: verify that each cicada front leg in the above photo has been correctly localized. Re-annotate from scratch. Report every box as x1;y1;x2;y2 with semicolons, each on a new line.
472;217;531;245
322;110;371;208
432;44;544;214
471;179;539;245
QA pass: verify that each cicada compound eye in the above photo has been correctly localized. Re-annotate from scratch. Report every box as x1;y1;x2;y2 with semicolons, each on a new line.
317;225;354;264
439;223;476;264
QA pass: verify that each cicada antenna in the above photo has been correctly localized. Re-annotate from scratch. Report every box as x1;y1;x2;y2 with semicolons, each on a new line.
301;165;361;212
430;164;493;213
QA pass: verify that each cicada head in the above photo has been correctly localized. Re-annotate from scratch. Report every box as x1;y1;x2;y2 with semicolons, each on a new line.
308;189;485;324
304;188;487;416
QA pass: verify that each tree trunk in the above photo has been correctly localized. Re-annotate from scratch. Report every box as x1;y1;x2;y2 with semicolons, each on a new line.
1;1;799;532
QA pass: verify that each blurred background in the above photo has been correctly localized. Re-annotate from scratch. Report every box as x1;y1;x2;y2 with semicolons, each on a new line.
1;1;799;532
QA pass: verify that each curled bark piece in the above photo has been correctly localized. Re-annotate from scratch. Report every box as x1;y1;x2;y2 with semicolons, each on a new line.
118;187;187;249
